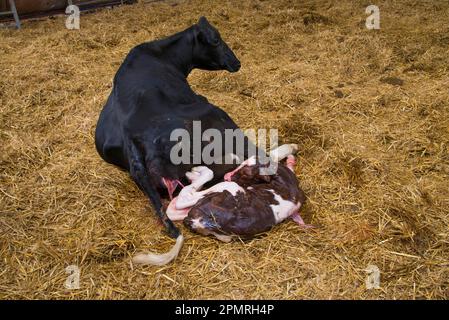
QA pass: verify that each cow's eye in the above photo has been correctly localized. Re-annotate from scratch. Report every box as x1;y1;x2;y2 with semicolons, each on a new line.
211;37;220;46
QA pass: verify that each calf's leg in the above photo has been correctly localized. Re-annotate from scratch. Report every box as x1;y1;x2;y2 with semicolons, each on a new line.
269;143;298;162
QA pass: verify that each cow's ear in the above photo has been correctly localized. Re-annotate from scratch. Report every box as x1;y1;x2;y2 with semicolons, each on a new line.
198;16;211;30
197;17;218;45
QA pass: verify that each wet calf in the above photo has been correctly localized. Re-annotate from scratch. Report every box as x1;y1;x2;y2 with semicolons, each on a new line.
132;144;308;265
168;144;308;242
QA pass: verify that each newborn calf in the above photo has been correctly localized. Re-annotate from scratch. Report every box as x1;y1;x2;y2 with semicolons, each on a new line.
167;145;307;242
132;144;308;265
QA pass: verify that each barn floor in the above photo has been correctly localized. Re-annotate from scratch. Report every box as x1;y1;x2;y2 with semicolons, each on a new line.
1;0;448;299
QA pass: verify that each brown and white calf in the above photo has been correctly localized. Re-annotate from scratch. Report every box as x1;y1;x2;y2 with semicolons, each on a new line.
132;144;308;265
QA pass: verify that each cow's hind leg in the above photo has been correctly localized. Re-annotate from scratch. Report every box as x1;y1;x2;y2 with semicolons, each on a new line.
103;143;128;170
95;98;129;169
126;138;180;238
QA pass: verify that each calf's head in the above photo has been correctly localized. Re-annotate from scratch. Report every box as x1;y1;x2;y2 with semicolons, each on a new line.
231;162;273;187
193;17;241;73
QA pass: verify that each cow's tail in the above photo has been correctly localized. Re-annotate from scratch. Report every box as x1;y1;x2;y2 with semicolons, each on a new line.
132;234;184;266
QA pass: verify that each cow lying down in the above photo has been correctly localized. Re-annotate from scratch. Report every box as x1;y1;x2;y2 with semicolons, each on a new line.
132;144;308;266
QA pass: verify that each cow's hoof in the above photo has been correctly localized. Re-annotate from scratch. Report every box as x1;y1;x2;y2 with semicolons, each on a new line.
164;219;181;238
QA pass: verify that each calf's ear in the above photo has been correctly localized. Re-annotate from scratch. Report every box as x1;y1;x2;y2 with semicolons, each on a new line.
259;174;272;183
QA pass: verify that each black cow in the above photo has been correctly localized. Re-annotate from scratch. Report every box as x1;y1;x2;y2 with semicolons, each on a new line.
95;17;255;239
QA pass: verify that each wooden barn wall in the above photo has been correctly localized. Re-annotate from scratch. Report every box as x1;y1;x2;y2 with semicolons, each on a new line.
0;0;133;15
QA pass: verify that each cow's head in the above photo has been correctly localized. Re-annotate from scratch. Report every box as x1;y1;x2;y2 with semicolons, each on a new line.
192;16;241;73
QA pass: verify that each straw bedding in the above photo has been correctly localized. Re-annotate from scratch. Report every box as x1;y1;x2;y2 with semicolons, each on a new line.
0;0;448;299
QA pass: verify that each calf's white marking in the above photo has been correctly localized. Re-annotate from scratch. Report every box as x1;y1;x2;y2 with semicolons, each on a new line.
269;190;301;223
